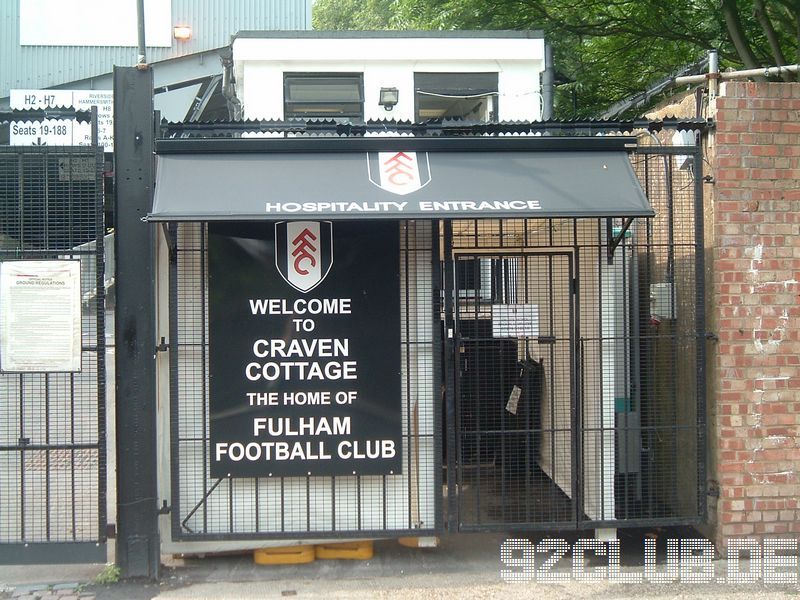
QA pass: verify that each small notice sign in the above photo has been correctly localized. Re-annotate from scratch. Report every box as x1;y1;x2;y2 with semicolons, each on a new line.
0;260;82;372
506;385;522;415
492;304;539;338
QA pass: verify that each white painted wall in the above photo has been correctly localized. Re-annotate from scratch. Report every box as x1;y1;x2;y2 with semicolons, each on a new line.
232;37;545;122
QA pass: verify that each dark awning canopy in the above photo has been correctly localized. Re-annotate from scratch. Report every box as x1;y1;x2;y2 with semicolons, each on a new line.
148;137;653;221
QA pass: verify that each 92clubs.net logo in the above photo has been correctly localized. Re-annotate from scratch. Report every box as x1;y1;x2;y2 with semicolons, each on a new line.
500;538;800;584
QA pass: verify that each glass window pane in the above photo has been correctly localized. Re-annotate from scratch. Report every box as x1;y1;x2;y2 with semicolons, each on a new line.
284;74;364;120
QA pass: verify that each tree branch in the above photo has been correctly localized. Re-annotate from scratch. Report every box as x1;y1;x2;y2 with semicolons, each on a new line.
753;0;790;80
720;0;761;69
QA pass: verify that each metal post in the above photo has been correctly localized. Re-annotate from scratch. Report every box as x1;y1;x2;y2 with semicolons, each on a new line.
113;65;160;580
693;139;708;521
442;220;458;531
707;49;719;99
136;0;147;66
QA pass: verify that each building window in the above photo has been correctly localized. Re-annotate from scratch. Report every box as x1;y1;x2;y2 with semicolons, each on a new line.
284;73;364;120
415;72;498;122
457;257;518;303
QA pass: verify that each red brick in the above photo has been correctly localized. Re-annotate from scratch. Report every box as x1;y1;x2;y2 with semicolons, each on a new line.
710;83;800;548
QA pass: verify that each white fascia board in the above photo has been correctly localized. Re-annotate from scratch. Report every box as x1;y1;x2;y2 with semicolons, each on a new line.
232;37;545;63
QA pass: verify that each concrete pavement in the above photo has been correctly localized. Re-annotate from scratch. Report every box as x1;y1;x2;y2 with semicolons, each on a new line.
2;530;799;599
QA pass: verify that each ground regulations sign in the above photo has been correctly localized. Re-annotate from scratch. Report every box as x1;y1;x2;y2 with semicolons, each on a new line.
208;221;402;478
0;260;82;373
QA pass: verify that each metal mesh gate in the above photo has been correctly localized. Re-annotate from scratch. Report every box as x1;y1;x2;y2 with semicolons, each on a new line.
0;145;107;563
168;220;441;541
449;143;705;530
455;252;576;529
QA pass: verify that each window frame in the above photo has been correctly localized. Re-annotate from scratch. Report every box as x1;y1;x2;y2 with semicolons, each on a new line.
283;72;365;121
414;72;499;122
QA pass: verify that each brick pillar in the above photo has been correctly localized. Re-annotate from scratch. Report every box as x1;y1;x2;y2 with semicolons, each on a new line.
712;81;800;545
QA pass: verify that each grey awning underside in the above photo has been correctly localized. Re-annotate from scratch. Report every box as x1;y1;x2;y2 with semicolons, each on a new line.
149;150;653;221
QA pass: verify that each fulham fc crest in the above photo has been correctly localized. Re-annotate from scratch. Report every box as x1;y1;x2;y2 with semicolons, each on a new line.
275;221;333;293
367;151;431;195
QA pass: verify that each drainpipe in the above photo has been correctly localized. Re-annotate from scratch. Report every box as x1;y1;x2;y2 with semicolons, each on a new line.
707;49;719;99
136;0;146;67
541;42;554;121
219;47;243;121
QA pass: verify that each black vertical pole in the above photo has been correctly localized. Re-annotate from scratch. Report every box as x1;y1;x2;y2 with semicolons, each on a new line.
694;140;707;521
113;65;160;580
442;220;458;531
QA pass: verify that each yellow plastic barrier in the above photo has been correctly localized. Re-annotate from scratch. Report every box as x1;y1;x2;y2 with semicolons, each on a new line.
253;544;316;565
315;540;374;560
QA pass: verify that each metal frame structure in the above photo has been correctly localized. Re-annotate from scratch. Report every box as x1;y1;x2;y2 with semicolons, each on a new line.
0;112;107;564
166;221;442;541
154;134;706;540
147;116;707;553
438;141;707;532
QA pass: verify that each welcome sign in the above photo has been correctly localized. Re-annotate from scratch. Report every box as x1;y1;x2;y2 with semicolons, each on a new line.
208;221;402;478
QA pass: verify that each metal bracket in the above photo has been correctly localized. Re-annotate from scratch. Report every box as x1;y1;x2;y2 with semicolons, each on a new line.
155;337;170;353
157;500;171;515
705;331;719;342
607;217;635;262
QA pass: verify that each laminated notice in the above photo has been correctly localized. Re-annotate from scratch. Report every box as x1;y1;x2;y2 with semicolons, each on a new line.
506;385;522;415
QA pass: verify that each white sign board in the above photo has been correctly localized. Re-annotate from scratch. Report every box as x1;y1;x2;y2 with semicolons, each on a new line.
19;0;172;47
492;304;539;338
10;90;114;151
9;119;75;146
0;261;82;373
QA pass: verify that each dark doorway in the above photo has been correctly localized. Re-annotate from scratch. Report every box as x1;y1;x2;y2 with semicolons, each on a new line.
452;252;577;530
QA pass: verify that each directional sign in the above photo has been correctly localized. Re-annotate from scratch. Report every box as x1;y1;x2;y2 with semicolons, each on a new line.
10;89;114;151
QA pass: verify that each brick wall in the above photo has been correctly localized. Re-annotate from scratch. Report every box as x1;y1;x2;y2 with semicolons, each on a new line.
712;81;800;544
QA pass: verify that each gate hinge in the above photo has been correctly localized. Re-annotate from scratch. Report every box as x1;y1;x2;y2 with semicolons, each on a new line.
158;500;171;515
705;331;719;342
155;337;170;352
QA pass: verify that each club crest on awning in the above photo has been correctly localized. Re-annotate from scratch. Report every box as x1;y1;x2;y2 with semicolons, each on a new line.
274;221;333;293
367;151;432;195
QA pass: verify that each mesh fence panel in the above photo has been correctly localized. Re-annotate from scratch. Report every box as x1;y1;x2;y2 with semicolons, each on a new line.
170;221;440;540
450;145;703;529
0;146;106;545
166;143;703;536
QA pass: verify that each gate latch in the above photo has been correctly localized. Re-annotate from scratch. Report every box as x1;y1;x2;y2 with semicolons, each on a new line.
158;500;171;515
155;337;170;353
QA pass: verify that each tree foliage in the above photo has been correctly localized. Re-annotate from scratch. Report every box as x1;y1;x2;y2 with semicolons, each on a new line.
312;0;800;118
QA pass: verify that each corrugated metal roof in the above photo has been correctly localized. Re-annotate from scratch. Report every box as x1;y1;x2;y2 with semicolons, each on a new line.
1;0;311;96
